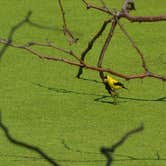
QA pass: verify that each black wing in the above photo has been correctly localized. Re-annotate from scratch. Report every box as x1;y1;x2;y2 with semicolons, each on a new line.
114;82;124;86
114;82;127;89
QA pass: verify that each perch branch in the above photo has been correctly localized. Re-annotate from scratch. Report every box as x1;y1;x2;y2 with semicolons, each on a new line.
0;38;165;81
121;13;166;22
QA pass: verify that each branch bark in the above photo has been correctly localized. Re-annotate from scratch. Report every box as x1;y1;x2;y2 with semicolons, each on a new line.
82;0;113;15
58;0;78;45
117;21;148;72
121;13;166;22
97;17;118;80
0;38;165;81
76;18;112;78
0;11;32;58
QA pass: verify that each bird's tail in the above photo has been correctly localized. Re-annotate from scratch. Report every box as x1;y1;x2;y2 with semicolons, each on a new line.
122;86;128;90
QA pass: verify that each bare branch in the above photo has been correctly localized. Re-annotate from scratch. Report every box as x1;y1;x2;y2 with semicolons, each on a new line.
122;13;166;22
76;18;112;78
1;0;166;83
0;38;165;81
0;38;82;62
82;0;113;15
97;17;118;79
58;0;78;45
117;21;148;71
0;112;60;166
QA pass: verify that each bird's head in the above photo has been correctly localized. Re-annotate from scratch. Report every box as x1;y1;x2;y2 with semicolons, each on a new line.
103;75;109;83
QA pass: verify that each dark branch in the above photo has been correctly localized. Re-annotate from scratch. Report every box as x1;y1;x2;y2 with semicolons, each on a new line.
0;0;166;82
97;17;118;80
0;38;165;81
76;18;112;78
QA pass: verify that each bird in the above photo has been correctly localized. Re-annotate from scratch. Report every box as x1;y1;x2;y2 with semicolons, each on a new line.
104;75;127;92
103;75;127;104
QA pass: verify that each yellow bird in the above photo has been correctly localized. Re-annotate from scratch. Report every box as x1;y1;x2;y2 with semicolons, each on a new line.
104;75;127;91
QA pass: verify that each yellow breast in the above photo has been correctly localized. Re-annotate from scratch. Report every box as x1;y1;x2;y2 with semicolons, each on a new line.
107;77;121;90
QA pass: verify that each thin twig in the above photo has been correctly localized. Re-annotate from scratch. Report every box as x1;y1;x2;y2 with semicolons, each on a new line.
0;38;82;63
58;0;78;45
82;0;113;15
117;21;148;71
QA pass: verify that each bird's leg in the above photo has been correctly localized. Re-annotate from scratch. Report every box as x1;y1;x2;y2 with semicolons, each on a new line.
111;91;119;105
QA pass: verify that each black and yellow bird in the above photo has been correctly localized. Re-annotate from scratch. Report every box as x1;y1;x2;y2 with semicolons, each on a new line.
104;75;127;95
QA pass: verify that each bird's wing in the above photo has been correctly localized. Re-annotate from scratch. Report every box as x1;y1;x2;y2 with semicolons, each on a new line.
113;81;124;86
114;82;127;89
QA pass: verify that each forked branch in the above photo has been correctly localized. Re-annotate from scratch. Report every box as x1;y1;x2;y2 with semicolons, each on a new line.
0;38;165;81
58;0;78;45
76;18;112;78
97;16;118;80
0;1;166;83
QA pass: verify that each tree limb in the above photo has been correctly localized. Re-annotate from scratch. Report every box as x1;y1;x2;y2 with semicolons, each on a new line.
76;18;112;78
121;13;166;22
0;38;165;81
97;17;118;80
117;21;148;72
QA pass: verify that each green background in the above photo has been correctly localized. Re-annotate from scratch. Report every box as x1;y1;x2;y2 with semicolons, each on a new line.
0;0;165;165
